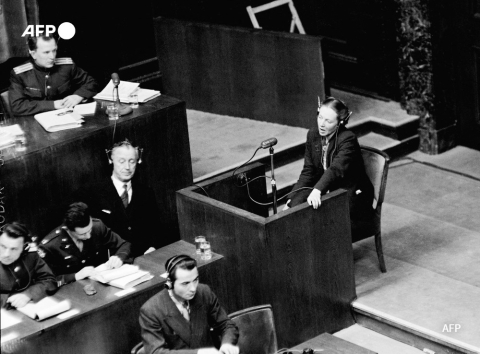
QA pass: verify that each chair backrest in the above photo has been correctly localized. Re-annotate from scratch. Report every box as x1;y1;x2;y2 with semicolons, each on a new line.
361;146;389;210
229;304;278;354
246;0;305;34
1;89;12;119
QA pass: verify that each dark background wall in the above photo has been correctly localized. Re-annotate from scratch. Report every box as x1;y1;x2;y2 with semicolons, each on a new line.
1;0;479;149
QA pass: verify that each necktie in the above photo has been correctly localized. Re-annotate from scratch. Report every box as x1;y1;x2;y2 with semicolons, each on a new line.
121;184;129;208
181;301;190;321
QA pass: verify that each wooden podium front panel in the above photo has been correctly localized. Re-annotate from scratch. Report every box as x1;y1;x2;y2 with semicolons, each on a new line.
2;96;192;245
177;163;356;347
265;192;356;345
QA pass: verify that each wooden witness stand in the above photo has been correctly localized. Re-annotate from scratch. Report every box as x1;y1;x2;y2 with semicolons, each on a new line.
177;162;357;348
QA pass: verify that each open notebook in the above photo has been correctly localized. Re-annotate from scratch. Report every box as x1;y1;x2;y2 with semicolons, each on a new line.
89;263;153;289
17;297;71;321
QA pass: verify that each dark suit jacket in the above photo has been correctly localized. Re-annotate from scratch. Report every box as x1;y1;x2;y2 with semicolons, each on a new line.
139;284;239;354
39;218;131;285
290;127;374;226
76;177;163;258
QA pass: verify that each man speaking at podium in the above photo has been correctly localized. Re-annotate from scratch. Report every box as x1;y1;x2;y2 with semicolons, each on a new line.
9;34;98;116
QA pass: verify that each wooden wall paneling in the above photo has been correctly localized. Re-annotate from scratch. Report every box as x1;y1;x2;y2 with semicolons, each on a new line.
3;97;192;244
155;17;325;129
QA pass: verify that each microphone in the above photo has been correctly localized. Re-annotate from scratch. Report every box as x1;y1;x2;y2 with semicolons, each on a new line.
111;73;120;87
260;138;277;149
108;72;133;117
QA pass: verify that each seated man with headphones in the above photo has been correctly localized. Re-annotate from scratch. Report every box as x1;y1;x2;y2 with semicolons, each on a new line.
284;96;374;233
139;255;239;354
0;223;57;309
74;139;162;259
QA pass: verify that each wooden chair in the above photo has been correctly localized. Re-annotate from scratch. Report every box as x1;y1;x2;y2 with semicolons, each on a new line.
229;304;278;354
246;0;305;34
352;146;390;273
0;89;12;120
131;304;278;354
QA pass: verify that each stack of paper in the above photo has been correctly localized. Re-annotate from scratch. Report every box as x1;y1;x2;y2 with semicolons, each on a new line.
0;124;24;148
93;80;140;102
94;80;161;104
73;102;97;116
17;297;71;321
34;109;84;132
89;263;153;289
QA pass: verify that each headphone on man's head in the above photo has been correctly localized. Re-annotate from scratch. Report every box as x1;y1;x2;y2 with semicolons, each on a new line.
317;96;353;127
105;139;144;165
164;254;195;290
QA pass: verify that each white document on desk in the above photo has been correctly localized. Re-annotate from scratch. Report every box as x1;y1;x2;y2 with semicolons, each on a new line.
34;109;84;132
17;297;72;321
1;308;22;329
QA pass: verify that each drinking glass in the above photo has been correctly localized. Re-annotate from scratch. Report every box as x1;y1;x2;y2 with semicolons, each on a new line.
129;93;139;108
201;241;211;260
106;104;119;120
195;236;206;255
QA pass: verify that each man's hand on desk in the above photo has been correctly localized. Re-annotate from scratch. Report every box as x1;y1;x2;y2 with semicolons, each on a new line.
307;188;322;209
105;255;123;269
219;343;240;354
7;293;31;308
283;199;291;211
75;266;95;280
144;247;156;255
60;94;84;108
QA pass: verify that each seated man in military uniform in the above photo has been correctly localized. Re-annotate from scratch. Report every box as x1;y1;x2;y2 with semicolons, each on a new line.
0;222;57;309
9;34;98;116
38;202;131;287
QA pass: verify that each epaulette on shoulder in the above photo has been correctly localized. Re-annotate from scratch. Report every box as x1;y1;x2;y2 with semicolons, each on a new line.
13;62;33;75
55;57;74;65
40;227;65;245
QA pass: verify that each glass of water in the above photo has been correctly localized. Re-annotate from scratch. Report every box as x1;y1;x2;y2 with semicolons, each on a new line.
201;241;211;260
14;133;27;152
106;104;119;120
129;93;139;108
195;236;206;255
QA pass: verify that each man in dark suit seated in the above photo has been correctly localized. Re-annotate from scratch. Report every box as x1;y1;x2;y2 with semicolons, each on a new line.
139;255;239;354
77;139;162;259
38;202;131;287
8;34;98;116
0;222;57;309
284;96;374;234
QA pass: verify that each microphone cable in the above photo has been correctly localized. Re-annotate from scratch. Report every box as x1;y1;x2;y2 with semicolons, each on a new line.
231;146;261;187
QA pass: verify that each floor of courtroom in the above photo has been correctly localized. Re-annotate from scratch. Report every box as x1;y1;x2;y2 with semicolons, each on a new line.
186;90;480;354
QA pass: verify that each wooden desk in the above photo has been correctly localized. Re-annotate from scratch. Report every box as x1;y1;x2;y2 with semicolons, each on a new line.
1;95;192;245
0;241;223;354
290;333;377;354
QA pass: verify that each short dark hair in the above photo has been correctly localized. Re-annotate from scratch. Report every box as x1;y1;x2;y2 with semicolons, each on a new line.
320;96;351;122
27;35;57;51
165;255;197;283
2;222;31;243
64;202;91;230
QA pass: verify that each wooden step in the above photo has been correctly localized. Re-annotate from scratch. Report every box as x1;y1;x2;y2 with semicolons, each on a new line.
352;302;480;354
